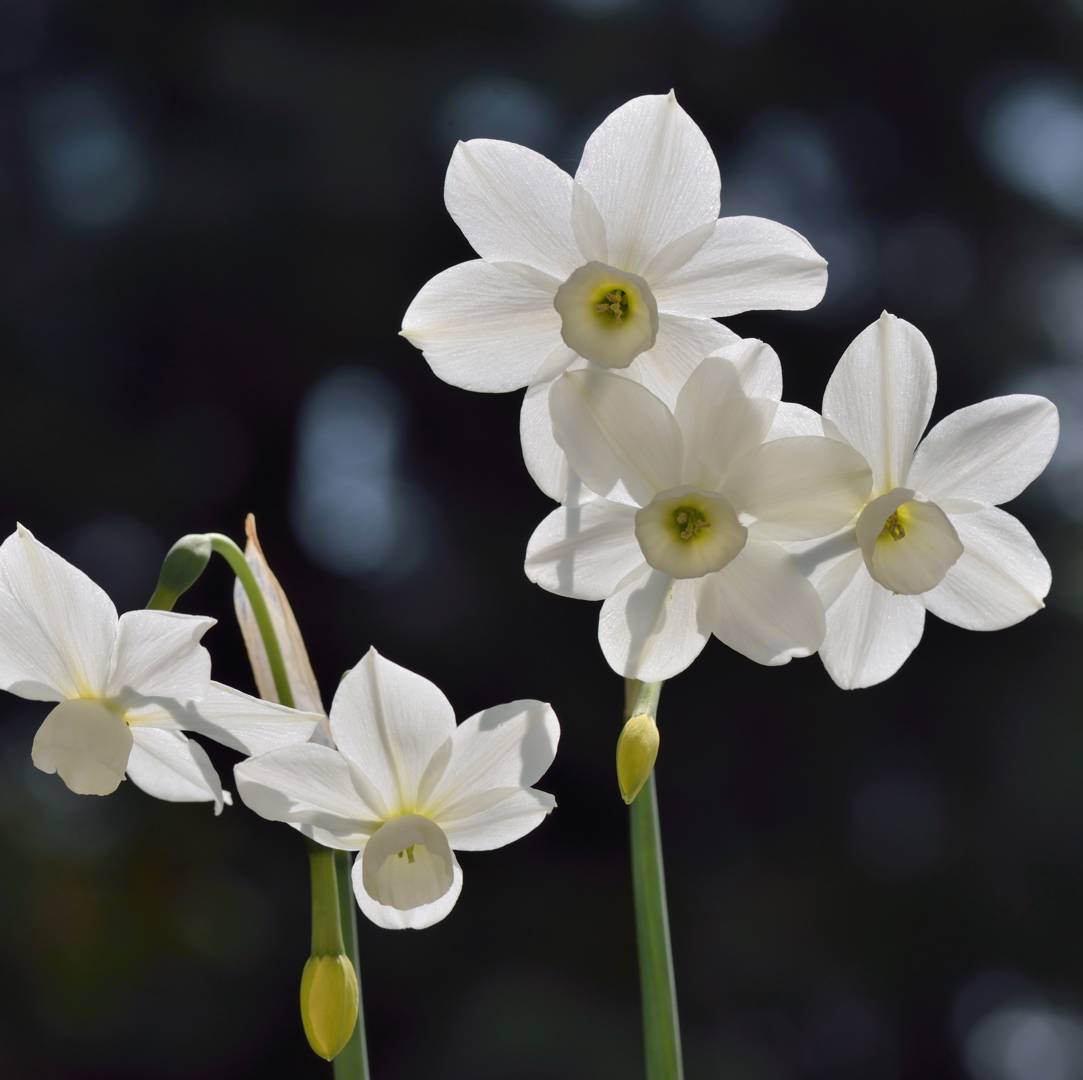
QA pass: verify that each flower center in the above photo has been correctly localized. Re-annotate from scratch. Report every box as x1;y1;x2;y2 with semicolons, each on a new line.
673;506;710;541
553;260;659;369
635;487;747;580
880;509;906;541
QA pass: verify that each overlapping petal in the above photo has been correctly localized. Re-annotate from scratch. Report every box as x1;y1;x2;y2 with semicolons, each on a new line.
922;507;1050;630
438;787;556;851
126;727;228;814
907;395;1059;506
550;369;683;505
823;312;936;491
0;525;117;700
598;569;709;681
702;543;825;665
575;92;720;273
445;139;581;278
329;649;456;811
106;610;214;709
401;260;560;392
653;216;828;318
524;500;641;600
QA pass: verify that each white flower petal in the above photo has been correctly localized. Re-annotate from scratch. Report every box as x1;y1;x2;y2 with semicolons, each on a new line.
653;215;828;318
106;610;214;710
439;787;556;851
923;507;1051;630
234;743;384;847
233;514;326;718
768;402;825;439
525;500;642;600
0;525;118;701
575;92;720;273
550;369;683;506
789;535;863;612
703;542;825;665
401;260;560;392
329;649;456;811
623;314;740;408
855;490;963;595
355;816;461;929
571;180;608;263
822;312;936;491
444;139;581;278
907;394;1060;506
724;436;872;540
713;337;784;401
126;727;227;814
129;680;321;756
819;567;926;689
419;699;559;811
520;374;588;505
31;699;133;796
598;569;709;681
674;355;777;489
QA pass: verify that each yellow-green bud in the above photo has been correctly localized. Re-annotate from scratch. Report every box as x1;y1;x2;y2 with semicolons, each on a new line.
617;712;660;804
147;534;212;611
300;953;359;1061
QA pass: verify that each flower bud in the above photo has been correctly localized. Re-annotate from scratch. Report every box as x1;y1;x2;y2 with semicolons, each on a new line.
300;953;359;1061
147;534;212;611
616;712;659;804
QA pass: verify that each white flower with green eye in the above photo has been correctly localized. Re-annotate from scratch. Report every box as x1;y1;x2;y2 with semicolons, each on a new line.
0;525;321;808
401;91;828;503
524;355;873;681
786;312;1059;690
234;649;559;930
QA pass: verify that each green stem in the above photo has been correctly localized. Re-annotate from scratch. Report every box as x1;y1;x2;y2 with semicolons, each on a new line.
333;850;370;1079
309;843;347;955
626;679;683;1080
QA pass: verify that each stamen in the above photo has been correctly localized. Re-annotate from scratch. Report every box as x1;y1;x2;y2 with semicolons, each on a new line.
396;845;417;863
881;510;906;541
673;506;710;541
594;288;629;321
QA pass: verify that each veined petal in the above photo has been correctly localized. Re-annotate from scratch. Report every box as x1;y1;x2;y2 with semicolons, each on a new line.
623;314;740;408
571;181;608;263
598;569;710;681
789;534;863;612
653;216;828;318
106;610;214;710
923;507;1050;630
712;337;783;401
419;700;559;812
575;92;720;273
525;500;642;600
520;373;589;505
439;787;556;851
675;355;777;489
355;817;462;929
822;312;936;492
234;743;384;846
907;395;1060;506
768;401;825;439
329;649;456;811
126;727;228;814
401;260;560;392
128;680;321;756
819;567;926;689
702;542;825;665
233;514;326;717
550;369;683;506
445;139;581;278
31;699;132;796
0;525;118;701
724;436;872;540
352;846;462;931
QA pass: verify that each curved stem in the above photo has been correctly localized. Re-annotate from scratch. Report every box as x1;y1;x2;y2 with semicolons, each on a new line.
625;679;683;1080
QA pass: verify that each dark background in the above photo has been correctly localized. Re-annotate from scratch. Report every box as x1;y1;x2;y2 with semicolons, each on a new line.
1;2;1081;1078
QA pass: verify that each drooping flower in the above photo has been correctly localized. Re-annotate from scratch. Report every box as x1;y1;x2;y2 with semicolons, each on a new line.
401;91;828;502
234;648;559;929
788;312;1059;689
0;525;321;808
524;354;872;681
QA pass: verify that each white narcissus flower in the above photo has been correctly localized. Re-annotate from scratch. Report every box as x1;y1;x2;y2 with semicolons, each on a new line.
401;91;828;503
0;525;322;809
524;355;873;681
789;312;1059;690
235;648;559;930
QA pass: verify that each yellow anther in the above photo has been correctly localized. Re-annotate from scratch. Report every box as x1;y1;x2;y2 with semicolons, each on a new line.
881;510;906;541
673;506;709;541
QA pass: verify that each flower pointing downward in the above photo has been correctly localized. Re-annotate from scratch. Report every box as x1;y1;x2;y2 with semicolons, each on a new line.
234;648;559;929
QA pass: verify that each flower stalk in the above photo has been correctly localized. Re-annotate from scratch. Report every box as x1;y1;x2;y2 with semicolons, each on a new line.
625;678;683;1080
